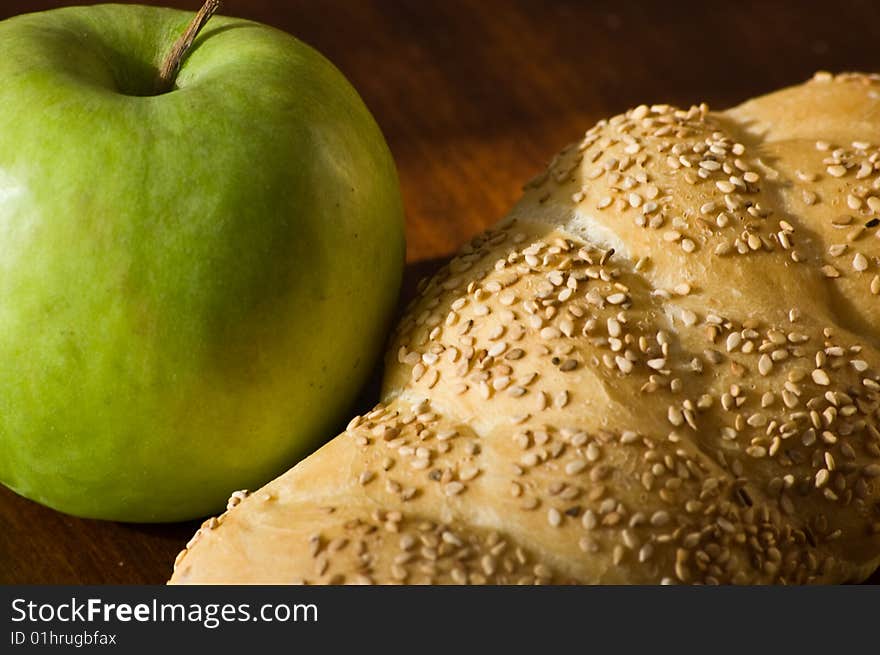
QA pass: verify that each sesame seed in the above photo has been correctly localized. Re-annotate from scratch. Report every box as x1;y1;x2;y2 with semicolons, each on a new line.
825;451;836;471
459;466;480;481
630;104;650;120
582;509;597;530
565;460;587;475
812;369;831;386
486;324;505;340
621;431;642;448
853;252;869;272
827;164;847;178
796;169;817;182
680;309;698;326
746;445;767;458
714;242;732;256
747;413;767;427
726;332;742;352
607;317;622;337
650;510;671;527
559;358;579;372
444;482;465;496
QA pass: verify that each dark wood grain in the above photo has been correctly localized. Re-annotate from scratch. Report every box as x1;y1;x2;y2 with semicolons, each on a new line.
1;0;878;585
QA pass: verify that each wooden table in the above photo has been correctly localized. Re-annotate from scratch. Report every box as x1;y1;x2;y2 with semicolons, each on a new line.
2;0;879;585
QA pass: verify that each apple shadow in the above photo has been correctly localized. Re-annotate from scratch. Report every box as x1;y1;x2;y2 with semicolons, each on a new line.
346;254;452;416
398;255;453;310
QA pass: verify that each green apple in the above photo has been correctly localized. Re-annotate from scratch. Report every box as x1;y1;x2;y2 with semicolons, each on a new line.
0;3;404;521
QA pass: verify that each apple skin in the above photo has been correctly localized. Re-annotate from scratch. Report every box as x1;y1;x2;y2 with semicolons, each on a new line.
0;5;405;521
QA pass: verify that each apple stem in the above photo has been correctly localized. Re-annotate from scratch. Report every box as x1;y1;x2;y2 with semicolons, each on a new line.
155;0;223;94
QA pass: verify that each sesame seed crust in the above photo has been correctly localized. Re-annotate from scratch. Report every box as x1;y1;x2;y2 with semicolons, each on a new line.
171;73;880;586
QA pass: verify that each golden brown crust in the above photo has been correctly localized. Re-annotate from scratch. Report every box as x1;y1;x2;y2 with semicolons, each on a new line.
170;73;880;585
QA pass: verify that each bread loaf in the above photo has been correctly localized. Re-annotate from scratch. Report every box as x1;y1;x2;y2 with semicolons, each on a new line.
169;73;880;584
